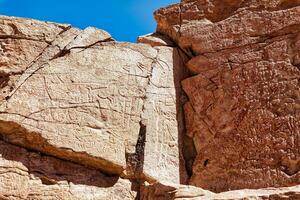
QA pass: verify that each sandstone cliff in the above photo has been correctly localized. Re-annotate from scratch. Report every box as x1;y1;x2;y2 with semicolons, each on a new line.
155;0;300;193
0;0;299;199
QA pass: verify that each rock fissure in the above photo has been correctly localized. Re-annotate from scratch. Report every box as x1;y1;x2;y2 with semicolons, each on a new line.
154;0;300;194
0;1;300;199
124;48;159;181
0;25;73;104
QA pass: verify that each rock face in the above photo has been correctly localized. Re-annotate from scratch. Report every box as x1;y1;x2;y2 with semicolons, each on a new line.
0;141;136;200
0;15;187;199
140;46;188;183
0;0;300;199
155;0;300;193
0;28;156;175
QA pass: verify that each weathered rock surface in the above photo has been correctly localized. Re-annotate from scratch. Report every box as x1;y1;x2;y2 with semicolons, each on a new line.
0;16;71;101
0;14;188;195
140;181;214;200
0;15;176;178
0;39;155;175
141;182;300;200
155;0;300;192
1;0;300;199
140;45;189;184
0;140;136;200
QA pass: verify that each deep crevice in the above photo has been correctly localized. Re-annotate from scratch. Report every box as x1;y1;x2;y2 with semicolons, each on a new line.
0;73;9;89
125;122;147;180
125;122;147;200
281;159;300;176
183;135;197;177
203;159;209;167
50;49;71;60
135;123;147;176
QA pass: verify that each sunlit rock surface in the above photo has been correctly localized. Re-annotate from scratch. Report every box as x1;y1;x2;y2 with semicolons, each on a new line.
0;0;299;199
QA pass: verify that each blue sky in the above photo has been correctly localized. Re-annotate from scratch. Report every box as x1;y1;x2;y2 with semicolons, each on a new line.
0;0;178;42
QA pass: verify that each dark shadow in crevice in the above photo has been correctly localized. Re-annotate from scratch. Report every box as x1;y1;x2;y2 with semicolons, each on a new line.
125;122;146;179
172;47;196;184
131;180;142;200
0;73;9;90
280;158;300;176
0;139;119;188
0;73;10;101
127;122;147;200
183;135;197;177
276;0;300;10
203;159;209;167
135;122;147;177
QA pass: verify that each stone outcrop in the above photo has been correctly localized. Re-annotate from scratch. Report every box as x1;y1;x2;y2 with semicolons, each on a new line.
155;0;300;193
0;16;186;180
0;0;300;199
0;15;187;199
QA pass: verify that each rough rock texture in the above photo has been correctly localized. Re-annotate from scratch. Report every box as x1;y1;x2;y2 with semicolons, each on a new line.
0;14;189;199
0;16;188;183
0;140;136;200
140;182;214;200
0;38;154;175
0;16;70;101
140;45;189;184
155;0;300;192
141;182;300;200
1;0;300;199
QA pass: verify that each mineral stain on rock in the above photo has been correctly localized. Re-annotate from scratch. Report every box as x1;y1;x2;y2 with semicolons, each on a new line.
0;0;299;199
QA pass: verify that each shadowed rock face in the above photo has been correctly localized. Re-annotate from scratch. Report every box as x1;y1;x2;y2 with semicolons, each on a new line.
0;0;300;199
155;0;300;193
